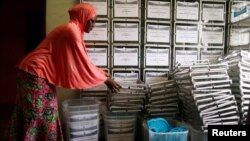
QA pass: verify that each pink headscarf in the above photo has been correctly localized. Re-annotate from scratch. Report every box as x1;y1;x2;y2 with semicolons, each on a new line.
17;3;107;89
68;3;96;33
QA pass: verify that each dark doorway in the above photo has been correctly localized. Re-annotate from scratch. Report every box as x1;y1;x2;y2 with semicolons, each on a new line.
25;10;45;53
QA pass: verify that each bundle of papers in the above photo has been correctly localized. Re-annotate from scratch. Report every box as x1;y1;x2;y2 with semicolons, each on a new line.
219;50;250;124
173;61;240;131
145;80;179;118
192;89;239;131
107;84;147;112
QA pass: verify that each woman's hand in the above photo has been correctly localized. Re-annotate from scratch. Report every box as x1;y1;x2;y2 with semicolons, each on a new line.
104;77;121;93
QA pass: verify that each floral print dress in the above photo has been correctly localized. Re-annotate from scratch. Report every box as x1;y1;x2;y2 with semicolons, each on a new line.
7;70;63;141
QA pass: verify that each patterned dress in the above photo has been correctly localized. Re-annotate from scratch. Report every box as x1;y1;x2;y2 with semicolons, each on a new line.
7;70;63;141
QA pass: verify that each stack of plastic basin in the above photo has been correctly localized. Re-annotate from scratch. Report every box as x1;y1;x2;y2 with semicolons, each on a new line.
62;99;99;141
143;118;189;141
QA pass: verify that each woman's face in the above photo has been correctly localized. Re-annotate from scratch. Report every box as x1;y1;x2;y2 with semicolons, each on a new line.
85;17;96;33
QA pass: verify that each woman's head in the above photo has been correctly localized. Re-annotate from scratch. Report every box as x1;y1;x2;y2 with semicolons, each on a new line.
85;16;96;33
68;3;96;33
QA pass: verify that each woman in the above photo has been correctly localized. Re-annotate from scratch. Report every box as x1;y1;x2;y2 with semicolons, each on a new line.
7;3;121;141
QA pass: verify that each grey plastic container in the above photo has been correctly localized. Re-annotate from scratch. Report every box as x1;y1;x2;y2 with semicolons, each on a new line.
62;99;100;141
190;127;207;141
104;112;137;141
62;99;99;112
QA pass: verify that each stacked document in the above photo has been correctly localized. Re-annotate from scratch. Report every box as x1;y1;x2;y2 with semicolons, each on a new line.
192;89;239;131
145;80;179;118
173;61;239;131
81;85;109;116
173;63;203;129
107;84;147;112
219;50;250;124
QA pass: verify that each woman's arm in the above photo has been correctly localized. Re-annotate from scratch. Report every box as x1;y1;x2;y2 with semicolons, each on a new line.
104;77;121;93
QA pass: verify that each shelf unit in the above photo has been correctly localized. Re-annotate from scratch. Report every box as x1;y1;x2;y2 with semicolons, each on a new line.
173;0;227;66
228;0;250;52
81;0;230;82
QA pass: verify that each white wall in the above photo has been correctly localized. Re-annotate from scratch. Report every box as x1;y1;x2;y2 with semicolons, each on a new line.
46;0;79;34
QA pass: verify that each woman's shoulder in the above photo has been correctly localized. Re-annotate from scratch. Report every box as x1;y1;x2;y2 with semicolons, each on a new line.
49;23;82;40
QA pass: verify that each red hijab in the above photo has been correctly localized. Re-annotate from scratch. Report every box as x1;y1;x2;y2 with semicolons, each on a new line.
17;3;107;89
